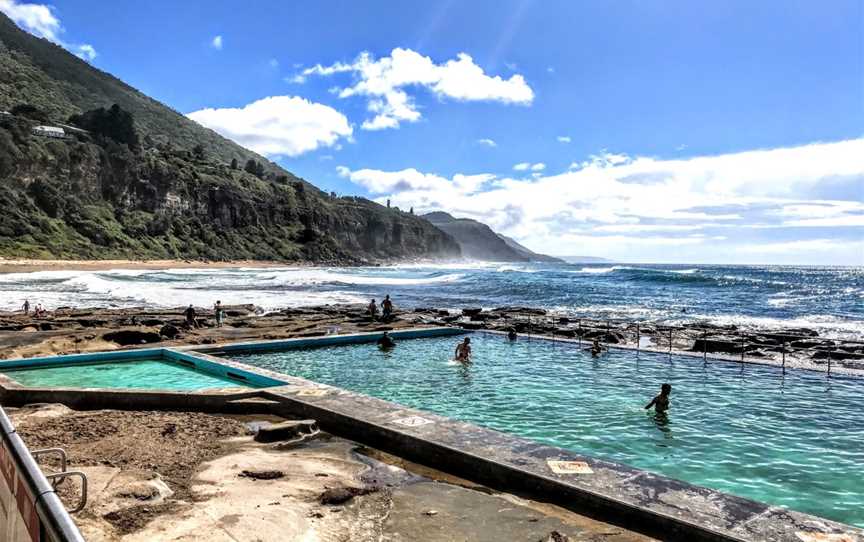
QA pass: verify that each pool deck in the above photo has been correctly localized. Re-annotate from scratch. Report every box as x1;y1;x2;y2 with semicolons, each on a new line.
0;327;862;542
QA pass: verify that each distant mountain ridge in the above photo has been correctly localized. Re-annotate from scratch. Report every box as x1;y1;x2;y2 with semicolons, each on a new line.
0;13;459;262
422;212;563;262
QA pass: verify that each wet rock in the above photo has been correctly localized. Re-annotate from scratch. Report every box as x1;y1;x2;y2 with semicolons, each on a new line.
159;324;181;339
462;308;483;317
583;330;625;344
318;486;374;505
254;420;318;443
103;330;162;346
458;322;484;330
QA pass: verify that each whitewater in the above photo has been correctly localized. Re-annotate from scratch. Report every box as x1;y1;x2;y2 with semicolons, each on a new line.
0;263;861;339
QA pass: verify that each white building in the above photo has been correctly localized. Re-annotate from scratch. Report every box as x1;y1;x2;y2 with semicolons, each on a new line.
31;125;66;138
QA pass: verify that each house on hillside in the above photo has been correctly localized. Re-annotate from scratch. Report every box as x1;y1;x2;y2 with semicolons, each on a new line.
31;125;66;138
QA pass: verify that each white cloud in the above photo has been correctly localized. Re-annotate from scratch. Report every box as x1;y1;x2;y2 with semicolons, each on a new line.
75;44;96;61
557;136;571;143
187;96;353;157
0;0;97;61
297;48;534;130
336;138;864;264
211;35;223;50
477;138;497;148
513;162;544;171
269;58;279;68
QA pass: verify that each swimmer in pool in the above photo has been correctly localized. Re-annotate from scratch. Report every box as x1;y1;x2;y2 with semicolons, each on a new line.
377;331;396;349
644;383;672;415
455;337;472;363
590;339;604;357
507;329;517;341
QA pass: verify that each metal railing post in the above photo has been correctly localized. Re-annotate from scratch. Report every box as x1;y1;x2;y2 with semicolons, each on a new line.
740;334;745;363
578;320;582;346
636;323;640;354
702;331;707;365
668;328;673;356
781;342;786;375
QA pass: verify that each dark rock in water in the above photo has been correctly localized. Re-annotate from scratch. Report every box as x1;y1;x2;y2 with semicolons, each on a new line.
436;309;450;316
159;324;181;339
459;322;484;330
812;350;861;361
39;323;53;331
691;337;753;354
318;486;374;505
254;420;318;443
492;306;546;315
462;308;483;316
103;330;161;345
790;339;828;349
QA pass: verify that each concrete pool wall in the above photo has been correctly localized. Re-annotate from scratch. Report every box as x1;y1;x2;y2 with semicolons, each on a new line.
0;327;861;542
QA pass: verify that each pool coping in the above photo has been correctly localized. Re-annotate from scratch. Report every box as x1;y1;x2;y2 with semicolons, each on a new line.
0;327;861;541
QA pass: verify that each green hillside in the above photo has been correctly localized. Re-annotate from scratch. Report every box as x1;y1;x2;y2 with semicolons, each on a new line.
0;14;459;262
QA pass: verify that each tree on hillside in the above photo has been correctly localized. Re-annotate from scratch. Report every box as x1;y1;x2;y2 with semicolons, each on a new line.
11;104;49;122
230;158;238;170
68;104;139;150
193;143;205;160
244;159;257;175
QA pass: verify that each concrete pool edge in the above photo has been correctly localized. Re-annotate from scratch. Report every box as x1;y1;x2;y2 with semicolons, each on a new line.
0;327;861;541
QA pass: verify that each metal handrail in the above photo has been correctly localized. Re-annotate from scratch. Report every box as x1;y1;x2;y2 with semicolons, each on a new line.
476;312;864;374
44;472;88;514
32;448;68;487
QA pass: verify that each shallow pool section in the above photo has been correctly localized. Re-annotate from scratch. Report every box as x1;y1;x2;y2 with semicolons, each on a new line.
231;332;864;527
0;348;287;391
1;358;244;391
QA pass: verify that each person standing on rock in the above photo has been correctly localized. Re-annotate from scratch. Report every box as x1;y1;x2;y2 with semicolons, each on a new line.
368;299;379;320
22;299;30;315
185;304;199;329
214;300;224;328
381;295;394;321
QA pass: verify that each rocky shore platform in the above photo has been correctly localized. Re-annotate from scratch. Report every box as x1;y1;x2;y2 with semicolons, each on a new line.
0;304;861;375
8;404;650;541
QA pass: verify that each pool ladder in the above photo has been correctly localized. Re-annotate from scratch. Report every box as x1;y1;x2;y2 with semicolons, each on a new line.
32;447;88;513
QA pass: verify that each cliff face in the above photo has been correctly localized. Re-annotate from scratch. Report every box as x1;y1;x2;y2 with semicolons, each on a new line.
0;14;459;262
422;212;560;262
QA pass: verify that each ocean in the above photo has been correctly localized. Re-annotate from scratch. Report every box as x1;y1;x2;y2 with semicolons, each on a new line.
0;263;861;339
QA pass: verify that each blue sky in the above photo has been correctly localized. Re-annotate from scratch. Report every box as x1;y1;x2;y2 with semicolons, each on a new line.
3;0;863;264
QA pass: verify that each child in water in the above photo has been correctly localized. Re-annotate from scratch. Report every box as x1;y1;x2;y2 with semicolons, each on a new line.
644;383;672;415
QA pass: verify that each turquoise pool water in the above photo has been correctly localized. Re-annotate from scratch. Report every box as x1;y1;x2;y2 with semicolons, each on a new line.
233;332;864;526
1;359;248;390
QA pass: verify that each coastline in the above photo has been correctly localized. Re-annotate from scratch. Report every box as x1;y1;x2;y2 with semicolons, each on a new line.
0;258;310;274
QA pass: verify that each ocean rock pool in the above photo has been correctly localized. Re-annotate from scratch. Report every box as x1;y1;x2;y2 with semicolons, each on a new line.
0;359;250;391
229;331;864;527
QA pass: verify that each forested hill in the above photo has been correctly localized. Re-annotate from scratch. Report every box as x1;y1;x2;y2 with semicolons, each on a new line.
0;14;460;262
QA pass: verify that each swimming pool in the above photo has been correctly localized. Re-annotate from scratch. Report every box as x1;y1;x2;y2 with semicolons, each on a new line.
230;331;864;527
0;358;250;391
